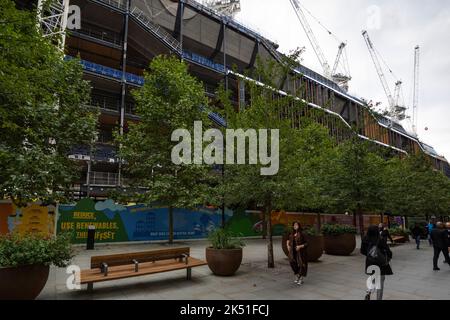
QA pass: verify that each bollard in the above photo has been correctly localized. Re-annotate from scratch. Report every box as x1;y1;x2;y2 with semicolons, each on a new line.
86;225;95;250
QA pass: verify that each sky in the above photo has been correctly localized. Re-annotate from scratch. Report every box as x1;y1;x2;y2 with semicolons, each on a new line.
232;0;450;160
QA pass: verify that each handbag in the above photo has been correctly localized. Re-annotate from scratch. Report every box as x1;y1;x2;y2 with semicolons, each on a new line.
367;242;388;267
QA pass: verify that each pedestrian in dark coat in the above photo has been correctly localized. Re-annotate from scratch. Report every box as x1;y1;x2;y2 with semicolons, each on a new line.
361;225;393;300
430;222;450;270
287;221;308;285
411;223;422;249
379;223;393;245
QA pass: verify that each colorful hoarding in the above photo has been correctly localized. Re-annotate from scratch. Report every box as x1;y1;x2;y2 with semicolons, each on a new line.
55;199;390;244
57;199;239;243
0;201;56;236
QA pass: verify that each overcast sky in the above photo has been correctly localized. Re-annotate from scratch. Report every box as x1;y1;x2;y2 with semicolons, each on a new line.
233;0;450;160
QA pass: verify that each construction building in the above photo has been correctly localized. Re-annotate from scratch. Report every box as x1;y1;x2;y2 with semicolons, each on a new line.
17;0;450;198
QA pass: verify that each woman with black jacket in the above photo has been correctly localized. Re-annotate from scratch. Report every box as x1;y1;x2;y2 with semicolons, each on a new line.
361;225;393;300
287;222;308;285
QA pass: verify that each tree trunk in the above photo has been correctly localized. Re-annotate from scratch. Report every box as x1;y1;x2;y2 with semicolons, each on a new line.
357;205;364;241
221;204;225;229
168;205;174;244
262;210;267;240
380;212;384;224
266;202;274;269
358;211;364;240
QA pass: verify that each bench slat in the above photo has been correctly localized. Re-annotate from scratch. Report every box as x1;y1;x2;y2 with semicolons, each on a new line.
90;247;190;269
80;257;206;284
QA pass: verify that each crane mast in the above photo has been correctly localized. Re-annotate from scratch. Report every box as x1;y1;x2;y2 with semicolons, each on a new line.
362;30;395;108
331;42;351;91
289;0;351;91
412;45;420;136
362;30;407;122
331;42;346;76
289;0;332;77
37;0;70;49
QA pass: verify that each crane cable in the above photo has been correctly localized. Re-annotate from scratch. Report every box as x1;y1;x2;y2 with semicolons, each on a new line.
297;1;351;76
297;1;342;44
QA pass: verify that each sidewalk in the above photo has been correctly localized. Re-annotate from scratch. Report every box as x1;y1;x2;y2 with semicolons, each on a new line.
38;238;450;300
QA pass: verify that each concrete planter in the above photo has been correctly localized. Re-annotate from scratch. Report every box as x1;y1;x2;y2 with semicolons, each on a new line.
0;264;50;300
205;247;243;276
323;233;356;256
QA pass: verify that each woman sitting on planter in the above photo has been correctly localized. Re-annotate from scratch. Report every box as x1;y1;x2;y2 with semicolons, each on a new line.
287;222;308;285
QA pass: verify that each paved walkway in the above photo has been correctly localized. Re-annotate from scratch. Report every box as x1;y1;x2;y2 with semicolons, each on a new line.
38;238;450;300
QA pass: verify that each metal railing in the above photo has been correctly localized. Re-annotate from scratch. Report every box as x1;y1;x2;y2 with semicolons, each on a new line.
88;171;119;186
90;93;136;115
72;26;123;47
130;6;182;53
182;50;226;73
90;93;120;112
93;0;126;10
65;56;145;86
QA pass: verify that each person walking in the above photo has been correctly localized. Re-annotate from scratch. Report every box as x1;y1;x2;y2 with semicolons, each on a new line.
379;223;393;245
361;225;393;300
287;222;308;285
411;223;422;250
442;222;450;263
430;222;450;271
427;219;436;246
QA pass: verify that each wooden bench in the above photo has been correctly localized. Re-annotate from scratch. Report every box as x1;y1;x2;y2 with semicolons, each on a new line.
79;247;207;291
391;235;407;244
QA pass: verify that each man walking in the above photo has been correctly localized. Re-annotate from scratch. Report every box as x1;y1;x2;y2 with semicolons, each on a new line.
430;222;450;271
411;223;422;250
443;223;450;263
428;218;436;246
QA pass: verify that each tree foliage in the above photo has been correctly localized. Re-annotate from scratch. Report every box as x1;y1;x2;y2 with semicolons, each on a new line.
0;0;98;204
117;55;213;242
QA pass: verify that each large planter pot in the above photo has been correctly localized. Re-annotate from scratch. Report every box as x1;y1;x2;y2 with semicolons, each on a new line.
304;234;324;262
281;234;324;262
205;247;243;276
0;264;50;300
323;233;356;256
281;233;289;256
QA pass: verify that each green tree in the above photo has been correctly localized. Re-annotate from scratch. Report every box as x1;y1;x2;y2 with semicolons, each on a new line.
214;52;325;268
285;122;337;214
327;136;385;236
117;55;212;244
0;0;98;205
383;153;450;219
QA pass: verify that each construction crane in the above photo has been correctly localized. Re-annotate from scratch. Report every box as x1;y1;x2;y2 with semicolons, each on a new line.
412;45;420;136
289;0;351;91
202;0;241;17
37;0;70;49
362;30;406;121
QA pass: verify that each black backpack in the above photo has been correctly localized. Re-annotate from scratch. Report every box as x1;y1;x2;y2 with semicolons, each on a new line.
367;242;388;267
